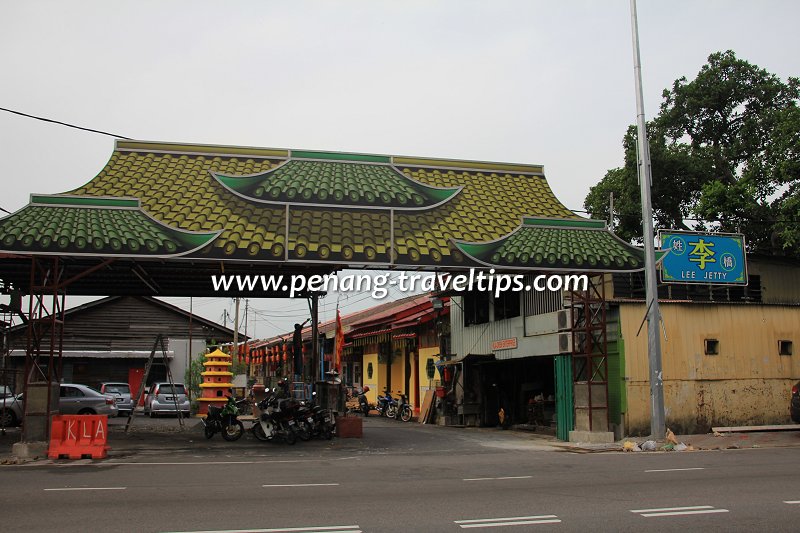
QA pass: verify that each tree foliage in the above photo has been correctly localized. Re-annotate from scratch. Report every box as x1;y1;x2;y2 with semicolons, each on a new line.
585;51;800;255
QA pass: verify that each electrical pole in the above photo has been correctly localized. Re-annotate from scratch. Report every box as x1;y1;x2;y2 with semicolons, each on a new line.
244;299;249;381
310;293;319;383
630;0;665;439
188;297;193;401
232;298;240;362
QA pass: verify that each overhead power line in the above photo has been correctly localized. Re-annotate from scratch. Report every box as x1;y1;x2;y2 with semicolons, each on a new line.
0;107;132;139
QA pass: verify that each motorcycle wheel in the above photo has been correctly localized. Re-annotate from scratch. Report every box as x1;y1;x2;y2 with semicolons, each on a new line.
297;421;312;442
400;406;413;422
204;424;215;439
284;428;297;445
324;427;333;440
362;404;370;417
222;420;244;442
252;423;270;442
385;405;397;418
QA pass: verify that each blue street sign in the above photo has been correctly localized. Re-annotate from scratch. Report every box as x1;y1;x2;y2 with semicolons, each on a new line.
659;231;747;285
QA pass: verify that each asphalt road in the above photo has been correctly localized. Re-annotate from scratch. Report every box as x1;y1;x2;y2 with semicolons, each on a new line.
2;418;800;532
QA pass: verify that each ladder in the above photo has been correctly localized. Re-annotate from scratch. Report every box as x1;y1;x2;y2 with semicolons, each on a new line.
125;334;185;432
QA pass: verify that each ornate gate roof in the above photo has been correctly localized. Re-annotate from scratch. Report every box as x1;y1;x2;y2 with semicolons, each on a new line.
0;140;648;274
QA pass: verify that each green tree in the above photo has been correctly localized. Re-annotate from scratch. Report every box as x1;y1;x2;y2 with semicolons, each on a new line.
585;51;799;255
185;354;206;401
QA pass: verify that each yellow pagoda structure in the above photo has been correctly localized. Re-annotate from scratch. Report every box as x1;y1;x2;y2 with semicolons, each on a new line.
197;348;234;415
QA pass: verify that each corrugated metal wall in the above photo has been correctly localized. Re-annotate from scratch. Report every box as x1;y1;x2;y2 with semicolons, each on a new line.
620;302;800;433
451;287;564;360
8;296;233;352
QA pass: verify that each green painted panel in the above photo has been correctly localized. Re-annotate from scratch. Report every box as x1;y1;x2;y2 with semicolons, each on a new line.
31;195;139;208
523;216;605;229
554;354;574;441
291;150;390;163
606;338;622;426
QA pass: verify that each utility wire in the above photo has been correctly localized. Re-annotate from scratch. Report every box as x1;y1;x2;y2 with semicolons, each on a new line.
0;107;132;140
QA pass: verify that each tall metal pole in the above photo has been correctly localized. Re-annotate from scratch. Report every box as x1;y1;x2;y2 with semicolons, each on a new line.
630;0;665;439
232;297;240;361
310;293;319;383
188;297;193;401
244;298;249;381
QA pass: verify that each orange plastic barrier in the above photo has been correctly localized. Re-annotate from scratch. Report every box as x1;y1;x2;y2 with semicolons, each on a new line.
48;415;110;459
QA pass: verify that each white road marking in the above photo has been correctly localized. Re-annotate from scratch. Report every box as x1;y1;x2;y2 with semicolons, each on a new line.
784;500;800;504
100;456;358;466
161;526;360;533
262;483;340;488
630;505;729;518
640;510;729;518
455;515;561;528
463;476;533;481
644;467;705;473
44;487;127;491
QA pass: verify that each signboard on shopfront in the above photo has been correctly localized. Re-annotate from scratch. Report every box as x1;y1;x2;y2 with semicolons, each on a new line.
491;338;518;351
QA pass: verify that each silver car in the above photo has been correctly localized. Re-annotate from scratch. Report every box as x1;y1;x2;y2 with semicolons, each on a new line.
143;382;190;417
0;384;117;424
1;393;24;427
100;382;133;416
59;384;119;416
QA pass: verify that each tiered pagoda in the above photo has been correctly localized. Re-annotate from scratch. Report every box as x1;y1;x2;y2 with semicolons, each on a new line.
197;348;234;415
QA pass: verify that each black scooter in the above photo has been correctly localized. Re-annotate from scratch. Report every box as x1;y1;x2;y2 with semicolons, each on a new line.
393;392;413;422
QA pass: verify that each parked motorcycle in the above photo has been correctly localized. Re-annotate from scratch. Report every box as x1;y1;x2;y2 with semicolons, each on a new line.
377;389;395;417
292;399;316;442
307;392;336;439
252;393;299;445
393;392;413;422
202;396;244;441
357;386;374;416
383;390;399;418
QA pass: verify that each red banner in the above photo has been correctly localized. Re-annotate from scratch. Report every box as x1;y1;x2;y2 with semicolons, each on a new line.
335;309;344;373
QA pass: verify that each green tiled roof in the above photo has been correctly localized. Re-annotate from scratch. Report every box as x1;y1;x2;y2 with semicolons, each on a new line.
0;140;647;272
215;160;460;209
0;195;219;257
455;217;648;271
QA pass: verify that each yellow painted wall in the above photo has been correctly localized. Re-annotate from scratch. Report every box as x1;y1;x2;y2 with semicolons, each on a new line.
619;303;800;433
389;349;405;395
409;350;418;408
418;347;440;399
362;351;379;404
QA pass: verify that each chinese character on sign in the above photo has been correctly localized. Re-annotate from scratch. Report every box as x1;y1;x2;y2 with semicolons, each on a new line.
671;239;684;253
723;254;734;269
688;238;716;270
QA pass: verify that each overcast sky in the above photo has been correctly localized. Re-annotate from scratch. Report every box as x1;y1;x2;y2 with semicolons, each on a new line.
2;1;799;339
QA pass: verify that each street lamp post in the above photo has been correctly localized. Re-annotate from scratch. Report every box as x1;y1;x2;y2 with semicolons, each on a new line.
630;0;665;439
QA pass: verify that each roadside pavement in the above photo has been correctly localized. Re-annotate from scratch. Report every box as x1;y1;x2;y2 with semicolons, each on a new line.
3;414;800;464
